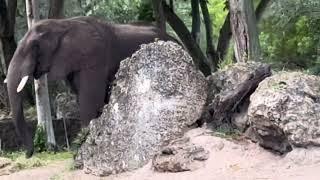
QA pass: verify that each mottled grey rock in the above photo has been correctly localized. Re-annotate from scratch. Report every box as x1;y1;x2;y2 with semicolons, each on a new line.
54;92;80;120
284;147;320;166
247;72;320;153
152;137;209;172
75;41;207;176
203;62;271;132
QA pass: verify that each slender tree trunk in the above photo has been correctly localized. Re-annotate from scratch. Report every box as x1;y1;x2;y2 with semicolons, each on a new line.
217;12;231;60
191;0;200;44
200;0;218;71
25;0;56;149
229;0;261;62
162;1;211;76
48;0;64;19
218;0;269;61
152;0;166;33
0;41;5;75
47;0;65;147
169;0;174;10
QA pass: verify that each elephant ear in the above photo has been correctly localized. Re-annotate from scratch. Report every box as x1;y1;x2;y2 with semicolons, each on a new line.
45;25;71;54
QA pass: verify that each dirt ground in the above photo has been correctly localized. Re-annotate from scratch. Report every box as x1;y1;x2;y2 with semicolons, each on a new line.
2;128;320;180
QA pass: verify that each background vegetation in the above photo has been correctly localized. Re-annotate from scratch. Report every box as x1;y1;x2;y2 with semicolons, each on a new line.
12;0;319;72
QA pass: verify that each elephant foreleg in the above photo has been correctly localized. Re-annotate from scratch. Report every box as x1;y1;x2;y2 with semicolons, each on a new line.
79;68;107;127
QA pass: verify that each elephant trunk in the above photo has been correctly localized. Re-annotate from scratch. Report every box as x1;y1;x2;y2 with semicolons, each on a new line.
7;53;35;158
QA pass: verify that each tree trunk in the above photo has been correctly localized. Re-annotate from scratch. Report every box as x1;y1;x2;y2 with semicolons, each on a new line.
199;0;218;71
217;12;231;61
191;0;200;44
0;41;5;75
229;0;261;62
25;0;56;149
169;0;174;10
48;0;64;19
162;1;211;76
152;0;166;33
217;0;270;61
47;0;65;148
0;0;17;74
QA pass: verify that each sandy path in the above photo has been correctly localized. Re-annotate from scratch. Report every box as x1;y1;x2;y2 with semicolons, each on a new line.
2;161;67;180
3;128;320;180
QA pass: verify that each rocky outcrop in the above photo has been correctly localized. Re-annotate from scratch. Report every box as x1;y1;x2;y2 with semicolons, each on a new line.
152;137;209;172
247;72;320;153
203;62;271;131
75;41;207;176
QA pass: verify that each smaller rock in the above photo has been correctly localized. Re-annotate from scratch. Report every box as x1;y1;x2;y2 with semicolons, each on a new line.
215;141;225;151
152;137;209;172
0;157;15;176
284;147;320;166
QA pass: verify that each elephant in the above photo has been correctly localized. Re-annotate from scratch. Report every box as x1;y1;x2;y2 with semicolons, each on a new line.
6;16;176;157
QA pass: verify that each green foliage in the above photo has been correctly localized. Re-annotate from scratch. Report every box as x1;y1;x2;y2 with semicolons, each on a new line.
14;156;44;170
258;0;320;72
212;126;241;139
137;1;154;22
269;0;320;28
260;15;320;71
218;44;235;70
207;0;228;42
14;0;320;75
79;0;142;23
33;126;47;153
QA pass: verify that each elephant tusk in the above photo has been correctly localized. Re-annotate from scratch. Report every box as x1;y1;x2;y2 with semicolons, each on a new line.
17;76;29;93
3;78;7;83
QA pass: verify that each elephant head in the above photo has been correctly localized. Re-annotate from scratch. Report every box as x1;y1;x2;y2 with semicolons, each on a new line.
6;20;69;157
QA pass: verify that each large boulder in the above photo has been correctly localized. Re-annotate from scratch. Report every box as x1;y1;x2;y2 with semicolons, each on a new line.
75;41;207;176
247;72;320;153
203;62;271;131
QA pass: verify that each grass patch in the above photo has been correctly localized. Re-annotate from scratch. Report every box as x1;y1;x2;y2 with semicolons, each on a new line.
212;126;242;140
0;151;73;171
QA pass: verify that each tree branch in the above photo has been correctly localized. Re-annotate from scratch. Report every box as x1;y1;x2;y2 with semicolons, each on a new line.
217;0;270;61
191;0;200;44
200;0;218;71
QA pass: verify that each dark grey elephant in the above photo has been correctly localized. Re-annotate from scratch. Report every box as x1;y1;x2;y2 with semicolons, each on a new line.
6;16;175;157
